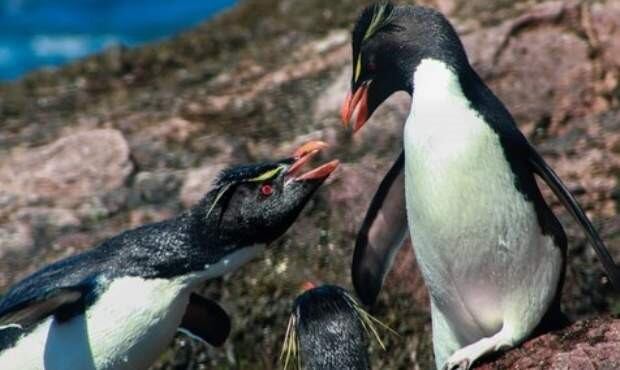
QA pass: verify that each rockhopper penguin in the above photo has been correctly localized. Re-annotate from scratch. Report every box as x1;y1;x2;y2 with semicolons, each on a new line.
341;3;620;369
281;283;394;370
0;141;338;370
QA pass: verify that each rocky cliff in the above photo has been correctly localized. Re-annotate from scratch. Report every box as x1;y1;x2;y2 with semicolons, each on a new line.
1;0;619;369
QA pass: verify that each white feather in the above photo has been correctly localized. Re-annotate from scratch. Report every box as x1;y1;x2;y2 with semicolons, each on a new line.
404;59;561;365
0;244;264;370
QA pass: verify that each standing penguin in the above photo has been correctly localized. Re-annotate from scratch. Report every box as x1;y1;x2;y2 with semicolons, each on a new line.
0;141;338;370
341;3;620;369
281;283;392;370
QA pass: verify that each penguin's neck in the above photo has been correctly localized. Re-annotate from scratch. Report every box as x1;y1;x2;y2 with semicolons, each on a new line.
411;58;465;103
117;209;263;284
405;58;484;157
193;243;265;283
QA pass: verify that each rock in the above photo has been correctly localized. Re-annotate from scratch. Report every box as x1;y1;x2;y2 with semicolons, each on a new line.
0;129;132;208
313;65;350;120
145;117;202;145
0;191;18;219
0;222;32;258
592;2;620;69
495;28;593;127
133;171;183;205
180;164;228;208
13;207;80;229
128;208;176;229
0;207;79;258
463;3;594;129
478;317;620;369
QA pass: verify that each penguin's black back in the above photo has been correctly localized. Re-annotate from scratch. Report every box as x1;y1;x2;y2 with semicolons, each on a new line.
295;285;370;370
0;211;225;328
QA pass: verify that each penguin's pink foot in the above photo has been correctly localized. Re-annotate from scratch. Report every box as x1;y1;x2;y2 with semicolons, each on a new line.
443;333;514;370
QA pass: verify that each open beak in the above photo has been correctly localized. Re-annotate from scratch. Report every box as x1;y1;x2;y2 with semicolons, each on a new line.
287;141;339;181
341;81;371;133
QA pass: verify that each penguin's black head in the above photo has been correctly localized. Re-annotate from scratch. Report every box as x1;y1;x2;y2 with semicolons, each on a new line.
197;141;338;249
341;2;468;131
282;284;370;370
281;284;394;370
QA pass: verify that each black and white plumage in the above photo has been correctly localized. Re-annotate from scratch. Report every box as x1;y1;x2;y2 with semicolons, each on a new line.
0;141;338;370
342;3;620;369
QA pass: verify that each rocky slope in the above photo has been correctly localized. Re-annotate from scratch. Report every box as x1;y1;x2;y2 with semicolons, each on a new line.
479;316;620;370
1;0;619;369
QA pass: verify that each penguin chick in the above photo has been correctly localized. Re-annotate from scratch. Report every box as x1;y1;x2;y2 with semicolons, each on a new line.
342;3;620;369
0;141;338;370
281;283;394;370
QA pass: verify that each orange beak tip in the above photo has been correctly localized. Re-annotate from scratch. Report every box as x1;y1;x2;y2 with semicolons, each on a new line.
341;84;370;133
293;140;329;159
341;92;352;128
301;281;317;292
352;113;368;134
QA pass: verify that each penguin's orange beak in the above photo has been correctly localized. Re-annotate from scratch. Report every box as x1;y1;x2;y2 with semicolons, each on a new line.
341;81;371;133
287;141;339;181
300;281;317;292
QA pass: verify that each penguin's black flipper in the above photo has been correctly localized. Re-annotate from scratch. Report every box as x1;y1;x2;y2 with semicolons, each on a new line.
527;146;620;290
179;293;231;347
0;286;86;352
0;324;24;351
352;151;408;306
0;286;85;328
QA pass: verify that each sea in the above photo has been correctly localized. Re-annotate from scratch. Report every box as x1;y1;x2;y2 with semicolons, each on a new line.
0;0;236;80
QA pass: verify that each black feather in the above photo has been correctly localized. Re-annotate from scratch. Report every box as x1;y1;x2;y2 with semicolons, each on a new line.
292;285;371;370
352;2;395;63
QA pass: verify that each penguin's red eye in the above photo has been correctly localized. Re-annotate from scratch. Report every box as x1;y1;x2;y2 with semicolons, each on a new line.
260;184;273;196
367;62;376;72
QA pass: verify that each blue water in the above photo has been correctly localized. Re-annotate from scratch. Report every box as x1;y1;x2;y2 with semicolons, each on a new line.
0;0;236;80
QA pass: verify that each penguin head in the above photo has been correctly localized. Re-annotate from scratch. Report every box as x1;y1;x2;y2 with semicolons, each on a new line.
197;141;338;248
281;284;394;370
341;2;467;131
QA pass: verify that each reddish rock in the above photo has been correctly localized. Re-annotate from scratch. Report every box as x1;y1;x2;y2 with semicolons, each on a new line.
592;2;620;70
462;1;597;130
0;129;132;208
493;28;592;127
478;317;620;369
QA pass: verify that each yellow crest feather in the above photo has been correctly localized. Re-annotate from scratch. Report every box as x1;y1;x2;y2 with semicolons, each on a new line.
249;165;285;182
364;4;387;41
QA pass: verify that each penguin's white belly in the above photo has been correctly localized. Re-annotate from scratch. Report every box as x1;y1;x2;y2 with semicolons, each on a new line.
405;59;561;341
0;276;192;370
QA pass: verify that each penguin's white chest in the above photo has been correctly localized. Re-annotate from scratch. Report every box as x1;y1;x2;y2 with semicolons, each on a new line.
405;62;524;234
404;59;560;336
0;276;192;370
